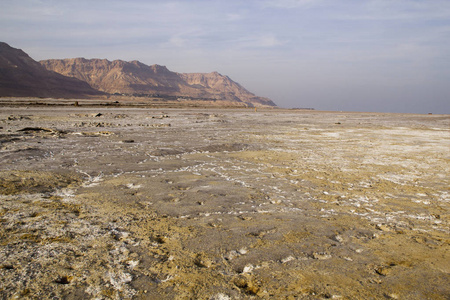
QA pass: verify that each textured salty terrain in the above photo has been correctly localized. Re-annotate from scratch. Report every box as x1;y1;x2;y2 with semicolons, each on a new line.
0;106;449;299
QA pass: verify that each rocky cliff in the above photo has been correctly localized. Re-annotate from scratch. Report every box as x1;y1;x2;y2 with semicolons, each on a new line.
0;42;103;98
41;58;276;107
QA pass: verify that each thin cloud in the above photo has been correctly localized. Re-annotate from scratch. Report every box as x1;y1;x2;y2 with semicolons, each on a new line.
262;0;321;9
229;34;286;49
334;0;450;21
168;36;186;48
258;35;284;47
226;13;244;21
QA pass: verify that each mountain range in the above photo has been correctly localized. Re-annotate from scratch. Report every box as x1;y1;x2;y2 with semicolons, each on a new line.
0;42;276;107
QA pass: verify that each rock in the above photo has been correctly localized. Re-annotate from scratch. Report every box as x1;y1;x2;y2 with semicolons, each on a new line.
375;224;392;231
194;254;213;268
238;215;252;221
127;260;139;269
375;265;394;276
281;256;295;264
313;252;332;260
209;293;231;300
224;250;239;261
233;275;260;295
334;234;345;243
241;264;254;274
237;248;248;255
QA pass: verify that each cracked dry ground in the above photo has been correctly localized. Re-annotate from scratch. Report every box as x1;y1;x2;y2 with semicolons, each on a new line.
0;107;449;299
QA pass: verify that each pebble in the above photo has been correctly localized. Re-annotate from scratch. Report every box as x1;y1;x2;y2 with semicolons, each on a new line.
375;224;392;231
281;256;295;264
127;260;139;269
334;235;345;243
242;264;254;274
224;250;239;261
195;255;213;268
237;248;248;255
209;293;231;300
313;252;332;260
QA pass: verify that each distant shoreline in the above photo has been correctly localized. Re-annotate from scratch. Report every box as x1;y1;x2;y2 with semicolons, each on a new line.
1;97;447;115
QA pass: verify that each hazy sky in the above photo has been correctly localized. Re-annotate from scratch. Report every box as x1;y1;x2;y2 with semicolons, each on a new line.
1;0;449;113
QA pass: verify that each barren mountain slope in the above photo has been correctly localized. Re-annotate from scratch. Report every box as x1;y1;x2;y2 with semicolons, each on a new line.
41;58;276;107
179;72;276;106
0;42;103;98
40;58;187;95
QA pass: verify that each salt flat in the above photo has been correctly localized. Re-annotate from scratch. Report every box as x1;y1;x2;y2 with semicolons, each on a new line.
0;106;449;299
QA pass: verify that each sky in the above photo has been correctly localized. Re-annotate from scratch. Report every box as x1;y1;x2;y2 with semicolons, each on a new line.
1;0;449;113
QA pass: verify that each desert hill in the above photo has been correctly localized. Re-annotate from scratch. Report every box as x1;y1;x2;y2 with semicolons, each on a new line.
41;58;276;107
0;42;103;98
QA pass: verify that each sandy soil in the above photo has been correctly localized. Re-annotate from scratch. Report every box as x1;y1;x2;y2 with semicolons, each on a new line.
0;106;449;299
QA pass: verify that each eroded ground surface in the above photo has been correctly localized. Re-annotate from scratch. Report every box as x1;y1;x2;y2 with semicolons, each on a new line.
0;107;449;299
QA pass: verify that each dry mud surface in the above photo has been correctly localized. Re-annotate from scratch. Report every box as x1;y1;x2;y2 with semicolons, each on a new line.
0;107;449;299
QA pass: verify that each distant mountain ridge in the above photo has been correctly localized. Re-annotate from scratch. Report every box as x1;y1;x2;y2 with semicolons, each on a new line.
0;42;104;98
0;42;276;107
40;58;276;107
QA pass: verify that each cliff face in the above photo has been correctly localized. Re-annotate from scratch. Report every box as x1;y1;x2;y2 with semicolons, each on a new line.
40;58;186;95
41;58;276;107
0;42;103;98
179;72;276;106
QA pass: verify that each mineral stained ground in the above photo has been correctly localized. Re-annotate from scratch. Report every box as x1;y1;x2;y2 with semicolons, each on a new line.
0;106;449;299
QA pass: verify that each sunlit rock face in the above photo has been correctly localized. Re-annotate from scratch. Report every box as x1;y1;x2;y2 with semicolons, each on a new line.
41;58;276;107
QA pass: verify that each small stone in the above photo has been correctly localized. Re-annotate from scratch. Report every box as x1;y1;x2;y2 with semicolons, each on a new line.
195;254;213;268
224;250;239;260
242;264;254;274
334;235;345;243
375;224;391;231
343;257;353;261
209;293;231;300
375;266;391;276
127;260;139;269
313;252;332;260
281;256;295;263
387;293;399;299
237;248;248;255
